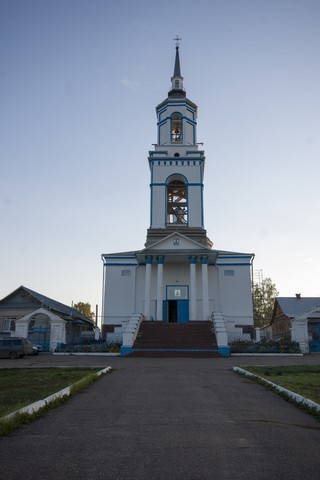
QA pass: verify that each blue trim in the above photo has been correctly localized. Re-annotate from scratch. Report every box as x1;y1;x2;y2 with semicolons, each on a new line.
186;107;196;120
131;348;219;352
218;346;230;357
120;346;133;356
150;158;204;164
103;255;135;259
157;105;167;115
105;263;137;267
200;161;204;227
218;255;253;259
150;182;203;187
189;256;197;264
216;263;252;266
157;118;167;127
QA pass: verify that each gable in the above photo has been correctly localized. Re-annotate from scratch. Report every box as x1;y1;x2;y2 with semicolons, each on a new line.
144;233;208;252
0;286;94;325
0;287;41;309
277;297;320;318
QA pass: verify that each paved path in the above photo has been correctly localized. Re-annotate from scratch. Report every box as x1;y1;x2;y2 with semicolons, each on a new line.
1;355;320;479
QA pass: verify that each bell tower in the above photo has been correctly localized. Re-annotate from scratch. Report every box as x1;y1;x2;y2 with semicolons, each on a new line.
145;40;212;247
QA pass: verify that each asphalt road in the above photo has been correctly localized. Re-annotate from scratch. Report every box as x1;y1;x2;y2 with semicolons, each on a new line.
1;354;320;480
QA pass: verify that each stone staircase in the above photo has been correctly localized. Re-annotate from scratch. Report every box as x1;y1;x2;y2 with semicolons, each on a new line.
128;321;220;357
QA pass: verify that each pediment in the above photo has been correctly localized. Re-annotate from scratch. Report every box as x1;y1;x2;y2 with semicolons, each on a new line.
142;232;211;253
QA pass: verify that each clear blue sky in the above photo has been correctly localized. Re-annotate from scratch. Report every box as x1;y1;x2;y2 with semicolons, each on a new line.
1;0;320;320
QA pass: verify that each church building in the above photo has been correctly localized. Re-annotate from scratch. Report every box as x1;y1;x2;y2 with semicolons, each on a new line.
101;44;254;356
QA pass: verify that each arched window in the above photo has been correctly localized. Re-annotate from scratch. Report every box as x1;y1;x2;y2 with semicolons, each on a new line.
166;177;187;224
171;113;182;143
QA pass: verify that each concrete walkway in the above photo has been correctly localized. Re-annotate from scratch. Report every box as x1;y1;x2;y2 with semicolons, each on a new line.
1;355;320;479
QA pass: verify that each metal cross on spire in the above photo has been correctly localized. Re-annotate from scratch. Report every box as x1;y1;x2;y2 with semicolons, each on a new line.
173;35;182;46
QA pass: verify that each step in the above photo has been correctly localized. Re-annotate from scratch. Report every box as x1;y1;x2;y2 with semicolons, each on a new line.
127;350;222;358
132;321;217;353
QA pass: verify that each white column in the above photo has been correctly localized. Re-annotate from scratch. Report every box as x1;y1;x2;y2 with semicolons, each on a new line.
201;256;209;320
144;256;153;320
156;256;164;320
189;256;197;320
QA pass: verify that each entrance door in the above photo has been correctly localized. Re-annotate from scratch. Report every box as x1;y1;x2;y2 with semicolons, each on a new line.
163;299;189;323
168;300;178;323
177;300;189;323
164;285;189;323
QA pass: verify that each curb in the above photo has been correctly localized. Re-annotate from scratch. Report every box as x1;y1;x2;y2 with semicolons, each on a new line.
233;366;320;413
53;352;120;356
231;353;303;357
0;366;112;423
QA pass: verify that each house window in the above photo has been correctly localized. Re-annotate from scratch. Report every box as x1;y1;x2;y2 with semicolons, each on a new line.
3;317;16;332
171;113;182;143
167;178;187;224
224;270;235;276
121;270;131;277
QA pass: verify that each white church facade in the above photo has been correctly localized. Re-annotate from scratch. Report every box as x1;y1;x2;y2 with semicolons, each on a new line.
101;45;254;356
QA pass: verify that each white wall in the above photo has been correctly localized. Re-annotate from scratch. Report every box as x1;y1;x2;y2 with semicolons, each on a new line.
103;264;137;324
218;264;253;330
102;256;254;328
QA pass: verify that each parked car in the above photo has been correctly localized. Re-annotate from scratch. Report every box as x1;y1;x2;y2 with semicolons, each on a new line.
0;337;33;359
33;344;43;352
31;345;39;355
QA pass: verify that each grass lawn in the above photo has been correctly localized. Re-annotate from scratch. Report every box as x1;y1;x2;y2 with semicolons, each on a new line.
244;365;320;404
0;368;101;418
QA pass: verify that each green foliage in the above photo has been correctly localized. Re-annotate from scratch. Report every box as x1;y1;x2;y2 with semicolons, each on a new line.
0;368;108;437
253;277;279;327
243;365;320;413
73;301;95;320
0;368;101;418
230;338;300;354
55;341;120;353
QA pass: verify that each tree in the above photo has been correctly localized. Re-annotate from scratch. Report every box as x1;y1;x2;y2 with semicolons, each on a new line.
73;302;95;321
253;277;279;327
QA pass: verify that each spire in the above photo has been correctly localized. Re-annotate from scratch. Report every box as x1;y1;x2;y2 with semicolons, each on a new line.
169;36;185;97
174;45;181;77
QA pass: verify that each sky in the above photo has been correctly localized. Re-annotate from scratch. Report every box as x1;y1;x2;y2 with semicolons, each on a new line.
1;0;320;323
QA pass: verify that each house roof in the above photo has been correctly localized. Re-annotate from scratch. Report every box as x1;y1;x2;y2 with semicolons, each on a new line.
276;297;320;319
0;286;94;325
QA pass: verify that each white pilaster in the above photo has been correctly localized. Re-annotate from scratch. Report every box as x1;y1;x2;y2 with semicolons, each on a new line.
156;256;164;320
189;256;197;320
144;256;153;320
201;256;209;320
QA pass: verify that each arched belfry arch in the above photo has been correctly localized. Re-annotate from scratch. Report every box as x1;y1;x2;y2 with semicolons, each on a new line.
171;112;183;143
166;174;188;225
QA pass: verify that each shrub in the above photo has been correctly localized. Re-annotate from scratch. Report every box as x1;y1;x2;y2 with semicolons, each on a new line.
230;338;300;354
55;342;121;353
